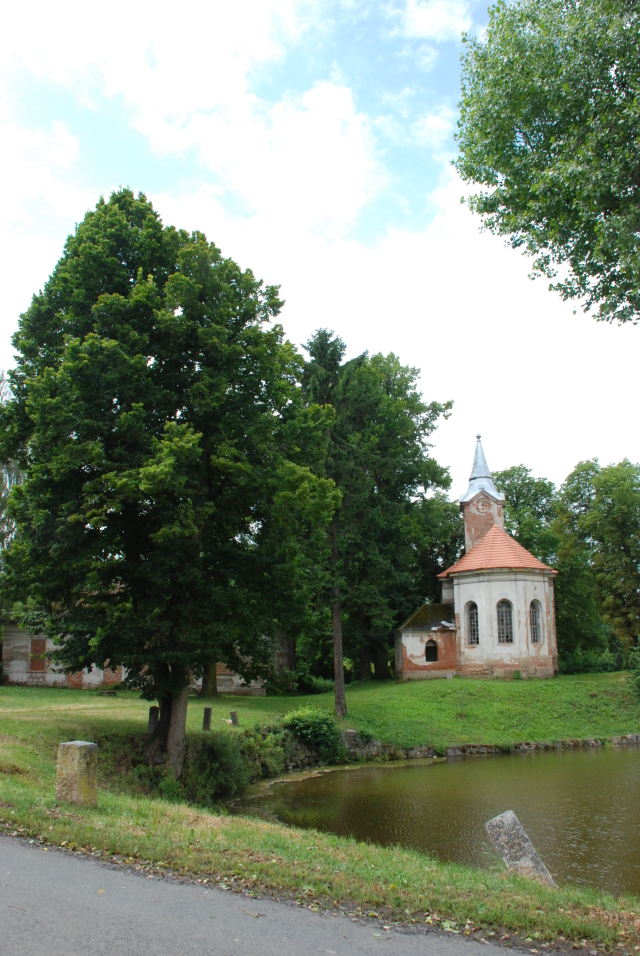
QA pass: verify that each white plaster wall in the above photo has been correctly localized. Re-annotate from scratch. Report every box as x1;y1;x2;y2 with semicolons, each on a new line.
453;570;557;674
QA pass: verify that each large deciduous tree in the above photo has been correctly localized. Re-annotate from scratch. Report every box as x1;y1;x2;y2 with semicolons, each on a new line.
302;331;452;707
456;0;640;323
0;190;336;775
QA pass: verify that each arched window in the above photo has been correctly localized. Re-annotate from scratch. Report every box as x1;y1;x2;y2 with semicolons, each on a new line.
530;600;542;644
467;602;479;645
425;639;438;662
497;600;513;644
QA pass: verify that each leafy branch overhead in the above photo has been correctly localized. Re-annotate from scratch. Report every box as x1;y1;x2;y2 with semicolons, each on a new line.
456;0;640;323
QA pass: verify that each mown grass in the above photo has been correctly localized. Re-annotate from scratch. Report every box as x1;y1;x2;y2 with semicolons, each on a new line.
2;671;638;756
1;677;639;950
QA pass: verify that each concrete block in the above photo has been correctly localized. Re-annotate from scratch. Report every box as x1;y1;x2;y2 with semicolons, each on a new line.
230;710;239;726
486;810;556;886
56;741;98;806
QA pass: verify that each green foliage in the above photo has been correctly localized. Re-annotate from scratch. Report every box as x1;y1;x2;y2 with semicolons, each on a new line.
512;670;522;681
179;733;251;804
301;330;453;681
283;706;343;761
0;190;337;718
628;646;640;698
412;493;464;604
456;0;640;323
493;466;558;565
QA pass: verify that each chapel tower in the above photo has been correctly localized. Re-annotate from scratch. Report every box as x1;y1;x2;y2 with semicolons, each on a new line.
460;435;505;552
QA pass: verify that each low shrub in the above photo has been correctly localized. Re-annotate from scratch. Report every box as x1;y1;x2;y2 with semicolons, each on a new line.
628;647;640;699
512;670;522;681
283;706;343;762
179;733;251;805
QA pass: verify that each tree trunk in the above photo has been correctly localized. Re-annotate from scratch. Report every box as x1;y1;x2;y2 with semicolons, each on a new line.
358;644;371;681
331;514;347;717
166;685;190;778
143;678;191;779
372;644;390;680
201;661;218;697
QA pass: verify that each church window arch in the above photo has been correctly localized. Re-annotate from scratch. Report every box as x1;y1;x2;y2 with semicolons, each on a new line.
466;602;479;645
425;639;438;662
530;600;542;644
497;600;514;644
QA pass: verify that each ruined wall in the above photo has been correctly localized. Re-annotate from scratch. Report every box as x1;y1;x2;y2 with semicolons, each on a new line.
1;625;124;688
396;628;457;680
462;493;504;552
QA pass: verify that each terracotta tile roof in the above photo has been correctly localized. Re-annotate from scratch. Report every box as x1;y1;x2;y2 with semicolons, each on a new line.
437;524;556;578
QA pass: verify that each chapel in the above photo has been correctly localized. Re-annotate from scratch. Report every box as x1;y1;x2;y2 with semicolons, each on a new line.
395;436;559;680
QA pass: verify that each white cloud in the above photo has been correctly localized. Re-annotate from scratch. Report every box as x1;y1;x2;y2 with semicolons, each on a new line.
0;113;95;351
412;105;457;150
152;168;640;491
402;0;472;41
1;1;381;240
1;0;636;494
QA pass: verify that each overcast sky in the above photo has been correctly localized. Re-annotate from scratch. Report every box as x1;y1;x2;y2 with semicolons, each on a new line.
1;0;637;498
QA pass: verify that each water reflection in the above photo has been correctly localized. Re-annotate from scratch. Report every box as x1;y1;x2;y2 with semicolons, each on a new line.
233;747;640;897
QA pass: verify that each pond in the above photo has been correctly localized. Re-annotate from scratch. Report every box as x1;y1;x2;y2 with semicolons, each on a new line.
232;746;640;898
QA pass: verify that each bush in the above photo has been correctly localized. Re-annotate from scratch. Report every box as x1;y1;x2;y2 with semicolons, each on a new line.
283;706;343;762
628;647;640;699
178;733;250;805
512;670;522;681
238;726;289;780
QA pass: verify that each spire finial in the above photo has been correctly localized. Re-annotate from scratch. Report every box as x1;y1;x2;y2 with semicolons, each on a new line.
476;433;481;441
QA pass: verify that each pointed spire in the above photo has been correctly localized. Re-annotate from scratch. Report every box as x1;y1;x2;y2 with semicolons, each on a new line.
460;435;504;503
470;434;492;480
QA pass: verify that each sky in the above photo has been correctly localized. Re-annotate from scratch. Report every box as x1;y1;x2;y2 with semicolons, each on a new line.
1;0;637;498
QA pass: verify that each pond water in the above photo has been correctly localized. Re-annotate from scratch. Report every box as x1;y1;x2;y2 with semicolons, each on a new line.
232;746;640;898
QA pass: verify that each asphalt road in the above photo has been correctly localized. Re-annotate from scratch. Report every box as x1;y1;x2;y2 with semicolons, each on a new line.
1;835;497;956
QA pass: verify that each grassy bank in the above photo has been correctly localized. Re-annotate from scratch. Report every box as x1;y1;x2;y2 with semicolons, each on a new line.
3;672;638;757
2;762;640;951
1;678;640;949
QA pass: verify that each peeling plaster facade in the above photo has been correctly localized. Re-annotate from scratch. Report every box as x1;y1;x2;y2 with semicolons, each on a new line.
2;623;290;696
1;624;123;688
396;437;558;681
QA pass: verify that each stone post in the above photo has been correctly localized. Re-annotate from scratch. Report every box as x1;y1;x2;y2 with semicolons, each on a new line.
485;810;556;886
56;741;98;806
203;707;212;731
147;706;159;735
230;710;239;726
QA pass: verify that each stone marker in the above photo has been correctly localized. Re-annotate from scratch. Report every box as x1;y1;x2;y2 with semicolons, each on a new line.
203;707;212;732
485;810;556;886
230;710;239;726
148;706;159;735
56;741;98;806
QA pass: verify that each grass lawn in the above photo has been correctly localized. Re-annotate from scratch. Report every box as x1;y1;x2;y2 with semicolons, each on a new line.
1;676;640;950
3;672;637;764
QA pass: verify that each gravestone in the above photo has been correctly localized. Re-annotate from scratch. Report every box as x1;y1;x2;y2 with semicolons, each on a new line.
56;741;98;806
203;707;212;732
147;706;159;735
230;711;239;726
485;810;556;886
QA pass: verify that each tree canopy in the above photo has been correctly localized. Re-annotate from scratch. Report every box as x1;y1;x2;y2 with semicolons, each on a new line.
494;459;640;670
456;0;640;323
0;190;336;774
302;331;453;700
